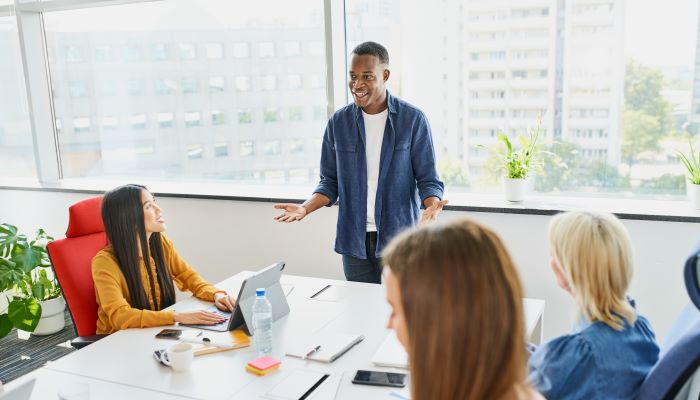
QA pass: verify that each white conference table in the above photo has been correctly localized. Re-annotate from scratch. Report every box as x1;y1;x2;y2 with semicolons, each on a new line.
7;272;544;400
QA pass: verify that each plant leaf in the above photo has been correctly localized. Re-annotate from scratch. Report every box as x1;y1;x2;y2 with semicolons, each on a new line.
0;223;19;258
0;259;24;291
11;243;43;273
8;297;41;332
0;313;12;338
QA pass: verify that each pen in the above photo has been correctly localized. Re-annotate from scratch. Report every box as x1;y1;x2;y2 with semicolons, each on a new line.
179;336;233;349
302;345;321;360
310;284;331;299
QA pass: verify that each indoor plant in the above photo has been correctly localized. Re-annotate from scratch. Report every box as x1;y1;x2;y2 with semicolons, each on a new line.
0;223;64;338
677;140;700;209
486;121;546;202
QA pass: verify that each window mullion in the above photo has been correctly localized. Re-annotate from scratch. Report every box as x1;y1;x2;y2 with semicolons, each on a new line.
15;6;61;182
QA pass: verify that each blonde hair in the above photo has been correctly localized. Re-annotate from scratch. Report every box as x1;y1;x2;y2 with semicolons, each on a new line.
548;211;635;330
383;218;526;400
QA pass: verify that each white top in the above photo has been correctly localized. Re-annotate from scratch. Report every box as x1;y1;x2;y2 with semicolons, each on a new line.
363;108;388;232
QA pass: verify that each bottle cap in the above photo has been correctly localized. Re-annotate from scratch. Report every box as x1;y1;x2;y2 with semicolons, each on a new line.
256;288;266;297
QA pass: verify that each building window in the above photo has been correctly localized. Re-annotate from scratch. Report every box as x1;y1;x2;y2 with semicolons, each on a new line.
238;109;253;124
262;75;277;91
284;41;301;57
211;110;225;125
184;111;201;127
310;74;323;89
235;76;251;92
156;79;177;95
287;74;303;90
187;144;203;159
264;140;281;155
73;117;90;133
289;138;304;154
64;45;83;63
179;43;196;60
69;81;88;98
182;78;199;94
130;113;147;129
288;106;303;121
259;41;275;58
240;140;255;156
101;117;118;130
157;112;174;128
94;45;114;62
206;43;223;59
314;106;326;121
232;42;249;58
214;142;228;157
128;79;145;96
209;76;225;92
264;108;280;123
151;43;169;61
126;44;143;62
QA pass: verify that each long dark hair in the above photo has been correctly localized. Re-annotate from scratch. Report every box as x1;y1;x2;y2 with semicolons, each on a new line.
101;184;176;310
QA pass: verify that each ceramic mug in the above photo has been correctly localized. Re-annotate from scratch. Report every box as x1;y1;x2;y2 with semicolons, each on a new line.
162;342;194;372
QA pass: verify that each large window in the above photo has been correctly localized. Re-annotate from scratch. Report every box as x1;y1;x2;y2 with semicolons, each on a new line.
3;0;700;203
346;0;699;199
42;0;326;182
0;15;36;179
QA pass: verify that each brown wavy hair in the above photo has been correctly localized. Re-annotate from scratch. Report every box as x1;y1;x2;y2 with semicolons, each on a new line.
383;218;527;400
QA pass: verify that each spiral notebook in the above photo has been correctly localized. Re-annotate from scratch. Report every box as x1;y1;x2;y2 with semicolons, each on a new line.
286;333;364;363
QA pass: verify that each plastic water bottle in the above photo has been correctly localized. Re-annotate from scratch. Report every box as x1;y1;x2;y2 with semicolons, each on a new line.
252;288;273;356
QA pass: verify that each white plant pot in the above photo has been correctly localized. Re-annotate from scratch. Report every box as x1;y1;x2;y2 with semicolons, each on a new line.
32;296;66;336
503;178;527;202
688;182;700;210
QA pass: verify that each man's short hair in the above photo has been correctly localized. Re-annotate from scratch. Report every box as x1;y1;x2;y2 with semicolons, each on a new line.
351;41;389;65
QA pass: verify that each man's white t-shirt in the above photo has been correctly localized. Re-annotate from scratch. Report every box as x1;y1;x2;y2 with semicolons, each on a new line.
363;108;389;232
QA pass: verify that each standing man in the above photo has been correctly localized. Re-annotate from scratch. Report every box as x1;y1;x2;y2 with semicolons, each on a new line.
273;41;447;284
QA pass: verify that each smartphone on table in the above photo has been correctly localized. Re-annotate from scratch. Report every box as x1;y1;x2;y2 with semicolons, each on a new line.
155;328;183;339
352;370;407;388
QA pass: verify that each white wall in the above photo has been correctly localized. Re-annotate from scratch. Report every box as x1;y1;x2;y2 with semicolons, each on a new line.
1;188;697;343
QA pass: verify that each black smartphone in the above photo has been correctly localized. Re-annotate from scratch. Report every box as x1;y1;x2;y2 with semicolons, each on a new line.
352;370;407;388
155;328;182;339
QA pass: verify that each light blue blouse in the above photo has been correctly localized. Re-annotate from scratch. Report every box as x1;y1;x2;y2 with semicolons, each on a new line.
528;303;659;400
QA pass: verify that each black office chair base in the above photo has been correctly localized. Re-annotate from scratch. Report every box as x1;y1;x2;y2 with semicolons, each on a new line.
71;334;108;349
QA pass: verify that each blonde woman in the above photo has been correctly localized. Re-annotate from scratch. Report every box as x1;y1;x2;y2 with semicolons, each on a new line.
528;211;659;399
383;218;543;400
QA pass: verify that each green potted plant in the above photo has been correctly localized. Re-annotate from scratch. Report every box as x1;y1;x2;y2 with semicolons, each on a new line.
482;120;546;202
0;223;64;338
677;140;700;209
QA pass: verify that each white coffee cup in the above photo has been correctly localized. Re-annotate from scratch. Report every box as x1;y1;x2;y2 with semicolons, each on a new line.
162;342;194;372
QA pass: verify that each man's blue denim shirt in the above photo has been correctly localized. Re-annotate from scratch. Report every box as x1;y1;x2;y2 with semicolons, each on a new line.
313;91;444;259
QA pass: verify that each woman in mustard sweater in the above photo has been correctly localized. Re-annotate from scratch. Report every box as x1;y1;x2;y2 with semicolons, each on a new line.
92;184;234;334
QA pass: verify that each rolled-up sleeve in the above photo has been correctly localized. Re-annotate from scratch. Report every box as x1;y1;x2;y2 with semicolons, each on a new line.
411;112;444;206
313;121;339;205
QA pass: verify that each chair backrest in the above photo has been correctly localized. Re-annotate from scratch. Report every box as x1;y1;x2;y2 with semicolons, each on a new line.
636;241;700;400
47;196;107;337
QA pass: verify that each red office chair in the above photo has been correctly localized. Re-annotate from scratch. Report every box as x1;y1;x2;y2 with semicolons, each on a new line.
47;196;109;348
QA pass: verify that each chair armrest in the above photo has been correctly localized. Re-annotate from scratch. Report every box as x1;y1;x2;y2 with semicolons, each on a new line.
71;334;108;349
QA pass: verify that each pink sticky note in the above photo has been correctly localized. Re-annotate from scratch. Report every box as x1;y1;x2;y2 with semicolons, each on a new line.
248;356;281;370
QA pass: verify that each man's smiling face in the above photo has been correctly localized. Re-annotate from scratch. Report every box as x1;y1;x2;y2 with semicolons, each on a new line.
348;53;389;114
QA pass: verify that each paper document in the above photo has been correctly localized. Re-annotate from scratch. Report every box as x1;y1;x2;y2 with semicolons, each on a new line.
287;333;364;363
264;369;329;400
371;331;408;369
309;284;350;302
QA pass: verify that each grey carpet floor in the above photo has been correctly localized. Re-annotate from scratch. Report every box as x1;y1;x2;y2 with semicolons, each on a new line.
0;310;76;384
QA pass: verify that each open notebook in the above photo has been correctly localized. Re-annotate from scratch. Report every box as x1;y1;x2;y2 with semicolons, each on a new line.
286;333;364;363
